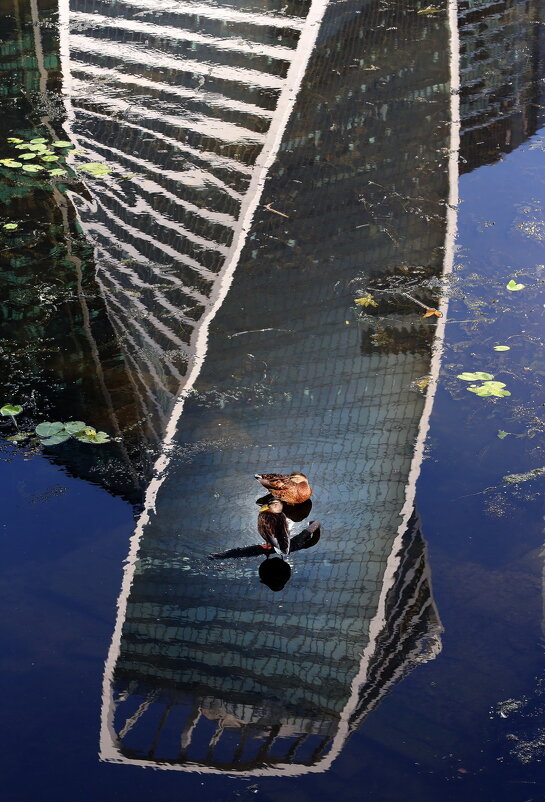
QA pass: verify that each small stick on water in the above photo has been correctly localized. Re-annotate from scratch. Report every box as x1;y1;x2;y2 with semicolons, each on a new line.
264;203;289;218
367;286;442;316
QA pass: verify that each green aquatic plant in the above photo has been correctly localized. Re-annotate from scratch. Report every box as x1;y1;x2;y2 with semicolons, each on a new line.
506;279;525;291
3;223;18;230
79;162;111;177
497;430;510;439
1;133;111;184
34;420;111;446
457;371;494;381
6;432;32;442
1;403;22;429
1;404;22;417
467;381;511;398
457;371;511;398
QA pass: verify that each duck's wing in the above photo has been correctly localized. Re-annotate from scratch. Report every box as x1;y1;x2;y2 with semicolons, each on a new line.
276;514;290;556
257;511;280;549
255;473;291;493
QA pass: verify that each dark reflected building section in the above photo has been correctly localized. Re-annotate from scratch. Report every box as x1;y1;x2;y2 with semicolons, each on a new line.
101;0;450;775
460;0;545;172
0;0;156;503
107;513;440;773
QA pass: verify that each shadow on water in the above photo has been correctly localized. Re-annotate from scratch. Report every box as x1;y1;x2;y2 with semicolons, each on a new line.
209;520;321;560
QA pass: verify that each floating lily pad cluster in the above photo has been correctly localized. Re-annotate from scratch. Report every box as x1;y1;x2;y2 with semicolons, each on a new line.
35;421;111;445
457;372;511;398
0;134;113;183
1;136;73;177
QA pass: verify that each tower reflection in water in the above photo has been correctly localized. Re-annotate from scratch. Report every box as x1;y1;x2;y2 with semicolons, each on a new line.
96;0;450;774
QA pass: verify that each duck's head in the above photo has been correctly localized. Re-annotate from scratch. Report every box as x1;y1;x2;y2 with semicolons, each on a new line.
260;499;283;513
289;472;308;483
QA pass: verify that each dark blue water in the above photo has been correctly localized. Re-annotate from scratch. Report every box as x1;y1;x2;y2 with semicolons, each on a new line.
2;0;545;798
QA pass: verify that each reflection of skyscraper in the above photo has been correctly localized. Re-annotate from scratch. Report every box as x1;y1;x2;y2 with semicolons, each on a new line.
460;0;545;172
100;0;451;774
106;513;440;773
59;0;329;440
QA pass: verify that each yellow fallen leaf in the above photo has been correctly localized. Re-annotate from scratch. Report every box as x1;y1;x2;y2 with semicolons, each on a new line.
355;294;378;308
423;308;442;318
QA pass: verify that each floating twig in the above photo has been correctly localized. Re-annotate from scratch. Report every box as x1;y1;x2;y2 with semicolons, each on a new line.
263;203;289;218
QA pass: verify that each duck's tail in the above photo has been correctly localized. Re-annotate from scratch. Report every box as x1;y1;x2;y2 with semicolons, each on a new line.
274;530;290;557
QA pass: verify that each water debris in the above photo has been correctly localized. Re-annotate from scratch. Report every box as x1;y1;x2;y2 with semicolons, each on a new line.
417;5;442;13
363;286;442;316
411;375;431;393
263;202;289;218
354;293;378;308
497;430;510;439
504;467;545;484
494;345;510;351
506;279;525;291
229;327;291;339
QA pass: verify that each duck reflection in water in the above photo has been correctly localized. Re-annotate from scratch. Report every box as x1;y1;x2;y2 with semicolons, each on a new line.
259;556;291;591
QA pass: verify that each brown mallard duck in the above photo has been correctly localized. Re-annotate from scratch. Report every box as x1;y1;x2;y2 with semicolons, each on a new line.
255;472;312;505
257;499;290;555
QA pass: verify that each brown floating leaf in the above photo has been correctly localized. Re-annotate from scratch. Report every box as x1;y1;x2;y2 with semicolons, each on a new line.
423;308;442;318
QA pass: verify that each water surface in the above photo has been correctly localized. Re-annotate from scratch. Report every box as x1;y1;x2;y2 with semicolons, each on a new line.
1;0;545;798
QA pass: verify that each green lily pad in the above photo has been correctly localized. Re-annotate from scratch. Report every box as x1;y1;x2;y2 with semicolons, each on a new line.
30;138;47;144
467;383;511;397
14;144;32;150
35;421;64;437
7;137;23;143
1;404;22;416
51;141;73;148
63;421;86;435
457;371;494;381
22;164;43;173
79;162;111;177
3;223;18;230
0;160;22;168
19;153;37;160
48;168;68;176
506;279;525;291
41;433;71;446
75;428;111;444
41;155;59;162
494;345;510;351
28;144;47;152
6;431;31;442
